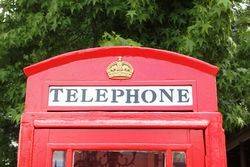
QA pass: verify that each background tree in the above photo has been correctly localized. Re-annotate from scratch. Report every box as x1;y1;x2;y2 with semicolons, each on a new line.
0;0;249;166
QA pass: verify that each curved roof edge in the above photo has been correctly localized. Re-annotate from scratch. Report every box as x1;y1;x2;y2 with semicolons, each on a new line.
24;46;219;77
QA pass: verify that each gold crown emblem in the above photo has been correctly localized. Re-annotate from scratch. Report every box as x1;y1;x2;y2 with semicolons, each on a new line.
106;57;134;80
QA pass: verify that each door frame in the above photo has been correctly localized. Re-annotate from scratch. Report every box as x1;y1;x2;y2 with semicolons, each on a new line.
18;112;227;167
47;143;193;167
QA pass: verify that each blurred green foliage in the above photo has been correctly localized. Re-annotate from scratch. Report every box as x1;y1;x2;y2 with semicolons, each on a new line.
0;0;249;166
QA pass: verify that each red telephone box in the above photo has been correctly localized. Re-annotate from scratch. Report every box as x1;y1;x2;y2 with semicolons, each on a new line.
18;47;227;167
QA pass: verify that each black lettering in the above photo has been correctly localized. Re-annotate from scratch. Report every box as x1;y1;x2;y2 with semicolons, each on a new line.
126;89;139;103
111;89;124;103
96;89;108;102
50;88;63;102
141;90;157;103
177;89;190;102
81;89;93;102
66;89;78;102
160;89;174;102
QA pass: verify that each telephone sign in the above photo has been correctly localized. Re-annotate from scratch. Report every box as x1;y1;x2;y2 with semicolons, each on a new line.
48;86;193;107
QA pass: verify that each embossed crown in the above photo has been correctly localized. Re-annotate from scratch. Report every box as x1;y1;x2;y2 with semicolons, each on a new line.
106;57;134;80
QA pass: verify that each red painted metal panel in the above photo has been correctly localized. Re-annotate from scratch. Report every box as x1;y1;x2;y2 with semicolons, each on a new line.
23;47;218;77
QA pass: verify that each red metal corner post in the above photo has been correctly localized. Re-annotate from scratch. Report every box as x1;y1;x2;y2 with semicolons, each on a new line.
205;113;227;167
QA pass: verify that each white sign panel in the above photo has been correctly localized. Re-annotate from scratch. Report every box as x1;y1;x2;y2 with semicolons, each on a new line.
48;86;193;107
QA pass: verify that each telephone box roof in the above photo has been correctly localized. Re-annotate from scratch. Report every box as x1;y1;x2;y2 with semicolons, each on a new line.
23;46;219;77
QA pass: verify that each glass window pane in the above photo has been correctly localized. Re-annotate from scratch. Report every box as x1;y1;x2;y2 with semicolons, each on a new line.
172;151;186;167
73;150;165;167
52;151;66;167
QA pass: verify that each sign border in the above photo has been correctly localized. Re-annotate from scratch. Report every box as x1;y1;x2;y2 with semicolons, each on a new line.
42;80;197;112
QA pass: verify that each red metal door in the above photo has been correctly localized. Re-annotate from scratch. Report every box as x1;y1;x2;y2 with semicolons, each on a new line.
32;128;205;167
